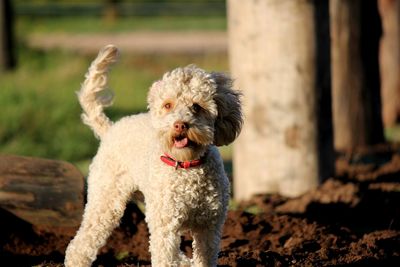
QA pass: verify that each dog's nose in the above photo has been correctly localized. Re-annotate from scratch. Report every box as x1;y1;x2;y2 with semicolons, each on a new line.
174;121;188;133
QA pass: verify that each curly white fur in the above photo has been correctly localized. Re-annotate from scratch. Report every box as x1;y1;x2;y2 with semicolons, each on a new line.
64;45;242;267
78;45;119;139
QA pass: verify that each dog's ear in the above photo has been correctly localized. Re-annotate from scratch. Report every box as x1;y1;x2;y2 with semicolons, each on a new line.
211;72;243;146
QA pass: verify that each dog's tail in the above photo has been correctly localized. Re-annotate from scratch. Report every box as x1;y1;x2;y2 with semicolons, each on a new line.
77;45;119;139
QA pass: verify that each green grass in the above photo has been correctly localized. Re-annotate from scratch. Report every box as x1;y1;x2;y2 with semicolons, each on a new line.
16;15;226;35
2;13;229;174
0;46;228;173
1;47;97;163
385;125;400;143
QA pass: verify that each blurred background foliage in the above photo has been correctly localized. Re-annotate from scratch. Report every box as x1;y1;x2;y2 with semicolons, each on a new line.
1;0;229;173
2;0;399;176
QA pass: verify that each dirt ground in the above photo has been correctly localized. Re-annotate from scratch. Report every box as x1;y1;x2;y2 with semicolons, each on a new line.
1;144;400;266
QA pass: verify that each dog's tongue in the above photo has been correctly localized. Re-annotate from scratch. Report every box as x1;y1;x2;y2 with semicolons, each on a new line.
174;137;188;148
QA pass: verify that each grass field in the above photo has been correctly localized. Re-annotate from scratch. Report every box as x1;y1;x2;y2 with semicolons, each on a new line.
0;47;228;174
0;14;231;174
3;14;399;175
16;16;227;34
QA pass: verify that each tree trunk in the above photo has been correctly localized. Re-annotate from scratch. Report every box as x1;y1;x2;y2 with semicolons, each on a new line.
330;0;384;151
0;155;84;227
378;0;400;127
0;0;15;72
104;0;119;24
315;0;334;184
229;0;332;199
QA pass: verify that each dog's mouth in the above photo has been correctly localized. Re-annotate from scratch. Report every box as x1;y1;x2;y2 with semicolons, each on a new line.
173;134;194;149
166;130;208;162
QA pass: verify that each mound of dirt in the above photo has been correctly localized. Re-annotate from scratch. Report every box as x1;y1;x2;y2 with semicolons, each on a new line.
1;145;400;266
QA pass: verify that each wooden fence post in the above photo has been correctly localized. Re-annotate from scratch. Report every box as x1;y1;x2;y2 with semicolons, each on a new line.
0;0;15;72
229;0;332;199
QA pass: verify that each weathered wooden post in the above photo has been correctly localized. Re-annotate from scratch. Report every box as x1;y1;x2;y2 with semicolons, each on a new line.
0;0;15;72
330;0;385;151
228;0;332;199
104;0;119;24
379;0;400;127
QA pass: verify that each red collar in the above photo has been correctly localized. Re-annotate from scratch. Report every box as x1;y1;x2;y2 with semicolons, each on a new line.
160;153;204;169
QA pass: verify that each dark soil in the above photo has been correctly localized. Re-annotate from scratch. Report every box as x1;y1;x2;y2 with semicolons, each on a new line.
1;144;400;266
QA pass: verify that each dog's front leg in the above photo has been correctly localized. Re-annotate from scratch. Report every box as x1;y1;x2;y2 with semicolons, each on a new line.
145;206;186;267
149;227;183;267
192;226;223;267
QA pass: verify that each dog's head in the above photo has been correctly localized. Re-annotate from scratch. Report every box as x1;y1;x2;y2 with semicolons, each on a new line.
147;65;243;162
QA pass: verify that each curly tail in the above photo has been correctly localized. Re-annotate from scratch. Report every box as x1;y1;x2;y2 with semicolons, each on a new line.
77;45;119;139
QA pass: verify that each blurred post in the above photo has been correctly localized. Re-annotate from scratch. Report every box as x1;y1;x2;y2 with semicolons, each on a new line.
104;0;119;24
330;0;384;151
379;0;400;127
0;0;15;71
228;0;333;199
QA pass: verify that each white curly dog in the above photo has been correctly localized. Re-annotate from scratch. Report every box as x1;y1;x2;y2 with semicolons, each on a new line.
64;45;242;267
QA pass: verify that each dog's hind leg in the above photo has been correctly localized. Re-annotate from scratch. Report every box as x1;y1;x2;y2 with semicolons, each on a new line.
64;168;133;267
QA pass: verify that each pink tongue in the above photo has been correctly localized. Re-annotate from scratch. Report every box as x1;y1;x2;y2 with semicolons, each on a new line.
174;137;188;148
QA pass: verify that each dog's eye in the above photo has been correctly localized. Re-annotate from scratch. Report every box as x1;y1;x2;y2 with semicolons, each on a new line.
191;103;202;113
164;102;172;110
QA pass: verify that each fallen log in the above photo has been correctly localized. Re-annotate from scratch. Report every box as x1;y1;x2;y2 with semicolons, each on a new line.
0;155;84;227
